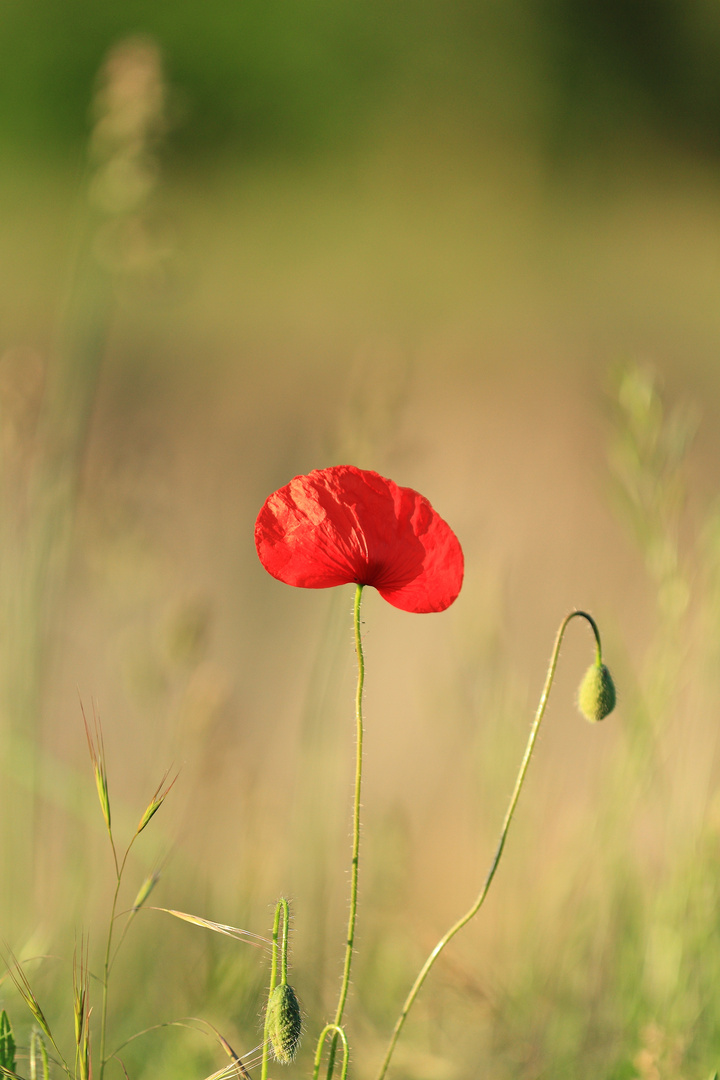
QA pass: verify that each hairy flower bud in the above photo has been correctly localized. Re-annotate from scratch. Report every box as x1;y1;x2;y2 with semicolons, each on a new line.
266;983;302;1064
578;662;616;722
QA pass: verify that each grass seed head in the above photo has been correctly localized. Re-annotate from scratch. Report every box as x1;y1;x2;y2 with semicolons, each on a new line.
266;983;302;1064
82;702;112;835
578;661;616;722
135;769;177;835
131;869;161;912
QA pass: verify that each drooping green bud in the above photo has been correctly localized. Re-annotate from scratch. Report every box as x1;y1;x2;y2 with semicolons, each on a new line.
266;983;302;1064
578;662;616;722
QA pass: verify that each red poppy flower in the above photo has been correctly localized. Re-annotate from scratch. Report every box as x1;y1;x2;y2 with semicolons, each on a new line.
255;465;463;613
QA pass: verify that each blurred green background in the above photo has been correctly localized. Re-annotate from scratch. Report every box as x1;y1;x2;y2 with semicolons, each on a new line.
2;2;720;1078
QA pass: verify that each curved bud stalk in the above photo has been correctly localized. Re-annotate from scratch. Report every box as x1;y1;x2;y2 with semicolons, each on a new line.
374;610;616;1080
261;899;302;1077
313;1025;349;1080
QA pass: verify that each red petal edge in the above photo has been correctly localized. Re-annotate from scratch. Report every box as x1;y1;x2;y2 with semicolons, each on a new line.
255;466;463;613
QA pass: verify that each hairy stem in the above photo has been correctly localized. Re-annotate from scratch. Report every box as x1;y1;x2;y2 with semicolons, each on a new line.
325;584;365;1080
336;583;365;1024
261;899;286;1080
313;1025;349;1080
280;897;290;985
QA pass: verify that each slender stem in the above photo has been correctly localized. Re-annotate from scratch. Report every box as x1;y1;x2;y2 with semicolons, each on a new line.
584;611;603;666
335;583;365;1025
374;610;602;1080
313;1025;349;1080
99;841;134;1080
325;584;365;1080
280;897;290;985
261;900;284;1080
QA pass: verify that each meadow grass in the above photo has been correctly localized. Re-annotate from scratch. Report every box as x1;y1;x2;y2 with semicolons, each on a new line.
2;359;719;1080
2;40;720;1078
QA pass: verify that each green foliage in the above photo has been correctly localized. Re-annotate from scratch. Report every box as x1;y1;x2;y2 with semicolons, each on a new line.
2;0;720;163
3;16;720;1068
0;1012;15;1076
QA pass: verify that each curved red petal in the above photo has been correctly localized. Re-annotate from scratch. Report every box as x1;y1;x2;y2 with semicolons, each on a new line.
255;466;463;613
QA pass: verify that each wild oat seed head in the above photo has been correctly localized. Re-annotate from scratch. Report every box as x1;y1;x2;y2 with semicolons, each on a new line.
131;870;161;912
266;983;302;1065
578;662;616;723
135;770;177;835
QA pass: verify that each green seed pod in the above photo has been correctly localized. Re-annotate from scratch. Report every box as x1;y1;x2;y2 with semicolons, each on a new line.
578;662;616;723
266;983;302;1064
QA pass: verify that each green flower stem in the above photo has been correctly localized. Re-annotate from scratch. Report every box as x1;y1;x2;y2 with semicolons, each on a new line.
261;899;287;1080
581;611;603;666
336;583;365;1025
375;610;603;1080
280;897;290;985
325;583;365;1080
313;1025;349;1080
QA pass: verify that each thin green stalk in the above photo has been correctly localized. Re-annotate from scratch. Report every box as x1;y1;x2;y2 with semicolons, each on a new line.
324;584;365;1080
280;898;290;985
99;841;134;1080
335;583;365;1025
261;899;286;1080
375;610;603;1080
313;1025;349;1080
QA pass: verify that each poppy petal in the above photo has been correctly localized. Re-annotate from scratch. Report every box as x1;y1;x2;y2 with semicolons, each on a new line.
255;466;463;613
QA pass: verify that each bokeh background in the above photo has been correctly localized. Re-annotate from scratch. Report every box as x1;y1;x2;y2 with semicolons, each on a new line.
3;3;720;1077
